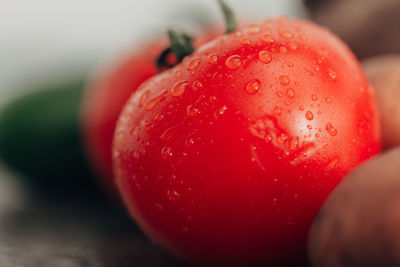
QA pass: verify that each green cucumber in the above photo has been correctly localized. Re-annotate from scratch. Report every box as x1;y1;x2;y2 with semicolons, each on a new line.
0;78;94;192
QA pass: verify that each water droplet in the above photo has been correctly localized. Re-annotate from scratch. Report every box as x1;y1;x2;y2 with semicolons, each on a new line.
276;91;283;97
307;125;312;130
145;91;167;111
288;42;298;50
273;106;282;116
192;80;203;91
160;125;179;141
133;150;140;160
154;112;164;121
166;189;180;201
225;55;241;69
279;30;294;39
311;94;318;101
139;91;149;107
279;46;288;54
299;106;304;111
213;105;228;119
258;51;272;64
171;81;188;96
285;88;295;98
185;138;194;147
246;79;260;95
325;123;337;136
287;61;294;67
247;24;260;33
186;105;199;117
208;54;218;64
289;136;299;150
240;38;251;45
260;34;274;43
276;133;288;144
144;123;153;132
279;75;290;86
328;70;337;80
187;58;200;71
161;146;173;159
209;95;217;102
305;111;314;120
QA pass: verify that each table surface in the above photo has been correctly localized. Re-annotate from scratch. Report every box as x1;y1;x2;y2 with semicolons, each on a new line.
0;166;188;267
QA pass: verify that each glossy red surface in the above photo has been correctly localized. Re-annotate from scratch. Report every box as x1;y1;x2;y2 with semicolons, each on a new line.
113;17;381;265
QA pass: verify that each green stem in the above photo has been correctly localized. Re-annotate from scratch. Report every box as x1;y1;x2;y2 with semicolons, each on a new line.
218;0;236;33
156;30;194;70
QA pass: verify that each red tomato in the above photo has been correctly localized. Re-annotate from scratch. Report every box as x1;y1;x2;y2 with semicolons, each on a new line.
81;30;221;193
113;17;381;265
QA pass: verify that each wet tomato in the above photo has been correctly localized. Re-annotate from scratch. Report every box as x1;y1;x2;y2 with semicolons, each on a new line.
113;17;380;265
81;30;220;193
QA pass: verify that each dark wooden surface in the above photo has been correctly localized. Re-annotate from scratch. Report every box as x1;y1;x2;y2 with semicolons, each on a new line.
0;166;189;267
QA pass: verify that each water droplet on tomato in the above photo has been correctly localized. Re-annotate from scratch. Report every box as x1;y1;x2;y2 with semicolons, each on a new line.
208;54;218;64
328;70;337;80
139;91;149;107
258;51;272;64
187;58;200;71
260;34;274;43
279;46;288;54
273;106;282;116
305;111;313;120
171;81;188;96
279;75;290;86
289;136;299;150
240;38;251;45
186;105;199;117
285;88;295;98
225;55;241;69
279;30;294;39
213;105;228;119
246;79;260;95
287;61;294;67
160;125;179;141
311;94;318;101
276;133;288;144
288;42;298;50
276;91;283;97
166;189;180;201
192;80;203;91
299;106;304;111
154;112;164;121
325;123;337;136
161;146;173;160
145;91;167;111
185;138;194;148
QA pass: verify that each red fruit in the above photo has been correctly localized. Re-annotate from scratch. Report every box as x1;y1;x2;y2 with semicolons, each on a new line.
81;31;220;193
113;17;380;265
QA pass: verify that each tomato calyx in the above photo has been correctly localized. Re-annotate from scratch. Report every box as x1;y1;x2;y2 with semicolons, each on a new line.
156;0;237;70
156;31;194;70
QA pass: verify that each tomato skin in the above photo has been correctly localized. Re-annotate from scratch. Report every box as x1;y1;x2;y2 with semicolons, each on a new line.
81;44;160;192
81;31;220;193
113;17;380;265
